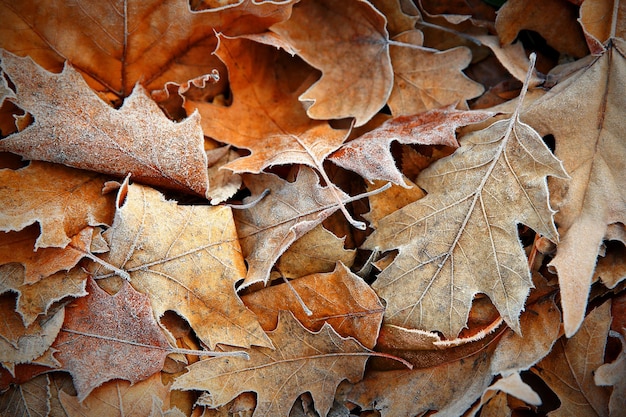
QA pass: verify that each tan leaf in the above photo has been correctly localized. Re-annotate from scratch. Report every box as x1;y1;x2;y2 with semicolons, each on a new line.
495;0;588;58
533;302;612;417
0;0;296;96
0;264;88;327
242;262;384;349
579;0;626;54
0;162;115;249
369;0;421;36
0;293;64;367
234;167;354;287
93;180;271;349
484;372;541;407
59;373;172;417
594;331;626;417
476;35;544;86
270;0;392;126
522;39;626;336
185;35;349;175
275;225;356;279
364;80;568;337
329;107;494;186
0;373;50;417
172;311;371;417
0;52;210;197
388;30;484;116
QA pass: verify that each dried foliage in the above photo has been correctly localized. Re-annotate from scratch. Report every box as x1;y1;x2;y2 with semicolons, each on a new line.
0;0;624;416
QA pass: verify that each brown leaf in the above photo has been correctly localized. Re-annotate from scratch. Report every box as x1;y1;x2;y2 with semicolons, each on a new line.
185;35;348;175
0;0;296;96
388;30;485;116
0;264;88;327
329;107;494;186
270;0;392;126
533;302;612;417
0;52;211;197
172;311;371;417
53;277;172;401
275;225;356;279
0;161;115;249
594;331;626;417
522;39;626;336
0;373;50;417
92;180;271;349
579;0;626;54
364;87;567;337
242;262;384;349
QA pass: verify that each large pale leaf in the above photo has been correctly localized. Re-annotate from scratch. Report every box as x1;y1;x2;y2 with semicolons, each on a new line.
522;38;626;336
92;180;271;349
0;52;210;197
364;86;568;338
172;311;371;417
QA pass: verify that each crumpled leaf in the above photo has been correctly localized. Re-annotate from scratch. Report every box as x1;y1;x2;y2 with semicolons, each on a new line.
387;30;485;116
0;264;88;327
329;107;494;186
172;311;372;417
234;167;354;287
0;161;115;249
52;277;172;401
92;180;271;349
0;0;297;96
185;35;348;175
0;52;211;197
270;0;392;126
59;372;174;417
0;373;50;417
532;302;612;417
522;38;626;337
242;262;384;348
364;84;568;337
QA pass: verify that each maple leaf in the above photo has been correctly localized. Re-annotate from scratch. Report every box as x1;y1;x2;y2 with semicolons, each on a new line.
364;61;568;338
242;262;384;349
329;107;494;186
0;52;212;197
91;180;271;349
532;302;612;417
0;0;297;96
269;0;392;126
522;38;626;337
172;311;372;417
0;161;115;249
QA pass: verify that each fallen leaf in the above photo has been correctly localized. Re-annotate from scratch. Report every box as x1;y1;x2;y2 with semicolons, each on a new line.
0;52;211;197
364;76;568;337
0;264;88;327
329;107;494;186
92;180;271;349
270;0;392;126
483;372;541;406
0;161;114;249
594;330;626;417
522;38;626;336
579;0;626;54
0;373;50;417
532;302;612;417
275;225;356;279
368;0;421;36
52;277;172;401
0;293;64;369
242;262;384;348
173;311;372;417
388;30;485;116
59;372;173;417
476;35;544;86
234;167;354;287
0;0;296;96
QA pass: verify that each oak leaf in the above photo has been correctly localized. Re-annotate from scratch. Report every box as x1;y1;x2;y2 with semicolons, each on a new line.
234;167;355;287
329;107;494;186
0;0;296;96
52;277;173;401
0;161;115;249
92;180;271;349
532;302;612;417
269;0;392;126
242;262;384;349
172;311;372;417
0;52;211;197
522;38;626;336
364;81;568;338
